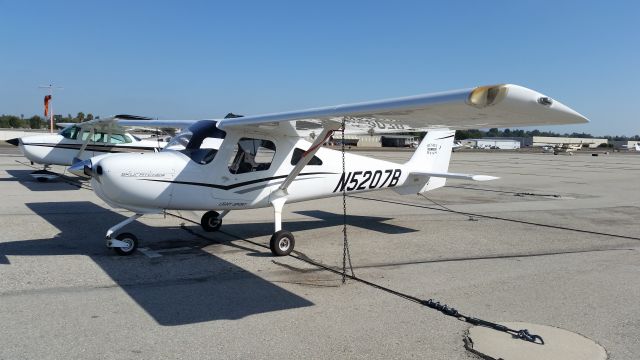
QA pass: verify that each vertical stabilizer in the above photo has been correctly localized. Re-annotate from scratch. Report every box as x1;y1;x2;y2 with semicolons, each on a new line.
399;129;455;193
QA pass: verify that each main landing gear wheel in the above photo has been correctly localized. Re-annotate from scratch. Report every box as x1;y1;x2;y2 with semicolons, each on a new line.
270;230;295;256
113;233;138;256
201;211;222;232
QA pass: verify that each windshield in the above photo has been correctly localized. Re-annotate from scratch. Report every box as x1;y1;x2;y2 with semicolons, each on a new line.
165;120;226;165
59;125;79;139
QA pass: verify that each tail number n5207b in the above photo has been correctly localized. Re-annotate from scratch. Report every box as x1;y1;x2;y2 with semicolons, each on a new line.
333;169;401;193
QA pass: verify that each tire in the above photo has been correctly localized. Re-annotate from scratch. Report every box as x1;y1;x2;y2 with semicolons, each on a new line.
269;230;295;256
114;233;138;256
201;211;222;232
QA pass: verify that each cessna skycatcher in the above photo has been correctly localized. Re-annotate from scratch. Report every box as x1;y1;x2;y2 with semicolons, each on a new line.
68;84;588;256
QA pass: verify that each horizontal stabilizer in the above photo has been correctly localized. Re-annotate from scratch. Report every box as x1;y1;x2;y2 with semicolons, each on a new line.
411;171;499;182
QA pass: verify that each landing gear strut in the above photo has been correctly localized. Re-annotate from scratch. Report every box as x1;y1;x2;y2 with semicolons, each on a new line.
269;197;294;256
105;213;142;256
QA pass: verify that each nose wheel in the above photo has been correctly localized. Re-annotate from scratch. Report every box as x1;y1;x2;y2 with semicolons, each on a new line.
201;211;223;232
112;233;139;256
270;230;295;256
105;213;143;256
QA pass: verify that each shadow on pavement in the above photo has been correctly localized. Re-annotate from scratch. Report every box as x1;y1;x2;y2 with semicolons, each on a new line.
0;201;313;326
4;169;80;191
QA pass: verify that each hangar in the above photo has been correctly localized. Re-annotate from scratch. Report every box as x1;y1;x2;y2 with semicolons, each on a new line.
463;138;521;149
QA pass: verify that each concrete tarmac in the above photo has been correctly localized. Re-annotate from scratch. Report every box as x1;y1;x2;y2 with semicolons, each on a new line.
0;150;638;359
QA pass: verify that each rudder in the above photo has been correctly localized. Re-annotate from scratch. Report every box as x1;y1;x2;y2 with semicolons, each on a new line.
400;129;455;193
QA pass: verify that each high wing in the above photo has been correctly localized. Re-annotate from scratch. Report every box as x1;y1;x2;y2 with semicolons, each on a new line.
75;114;424;136
74;84;587;136
77;115;198;133
216;84;588;133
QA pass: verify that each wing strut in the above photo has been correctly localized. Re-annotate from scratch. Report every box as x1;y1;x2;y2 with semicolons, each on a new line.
276;121;341;194
268;121;340;240
72;127;95;164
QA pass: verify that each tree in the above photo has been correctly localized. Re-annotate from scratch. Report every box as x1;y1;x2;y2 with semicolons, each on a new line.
86;113;94;121
0;116;9;128
8;115;22;128
28;115;44;129
76;112;85;123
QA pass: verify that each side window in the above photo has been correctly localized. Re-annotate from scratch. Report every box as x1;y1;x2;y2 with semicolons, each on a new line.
60;126;79;139
108;134;131;144
80;131;105;142
290;148;323;166
228;138;276;174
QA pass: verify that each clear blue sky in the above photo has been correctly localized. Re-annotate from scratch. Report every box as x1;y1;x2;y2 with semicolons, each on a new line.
1;0;638;136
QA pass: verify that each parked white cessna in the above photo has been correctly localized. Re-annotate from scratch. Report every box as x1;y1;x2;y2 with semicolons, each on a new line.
7;114;422;180
69;84;588;256
6;116;170;173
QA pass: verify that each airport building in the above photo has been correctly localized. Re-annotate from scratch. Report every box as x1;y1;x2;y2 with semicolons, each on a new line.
531;136;607;148
610;140;639;150
462;138;521;149
321;134;610;149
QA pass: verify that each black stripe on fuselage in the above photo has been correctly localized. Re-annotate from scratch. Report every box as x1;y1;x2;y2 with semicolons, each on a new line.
23;142;159;153
142;172;337;191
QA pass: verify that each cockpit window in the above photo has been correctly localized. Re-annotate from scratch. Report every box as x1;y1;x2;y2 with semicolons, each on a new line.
290;148;323;165
165;120;226;165
59;126;79;140
80;131;106;142
228;138;276;174
108;134;132;144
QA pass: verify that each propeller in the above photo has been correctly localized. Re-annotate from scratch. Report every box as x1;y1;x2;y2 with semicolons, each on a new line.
69;159;93;178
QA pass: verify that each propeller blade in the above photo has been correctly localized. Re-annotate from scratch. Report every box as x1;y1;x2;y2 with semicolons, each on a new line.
69;159;92;178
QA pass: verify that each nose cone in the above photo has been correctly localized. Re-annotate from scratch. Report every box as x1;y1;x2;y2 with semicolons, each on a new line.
6;138;20;147
90;152;180;212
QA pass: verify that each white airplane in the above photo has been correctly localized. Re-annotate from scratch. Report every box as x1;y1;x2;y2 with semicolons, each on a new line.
6;115;169;181
7;113;424;182
553;142;582;155
67;84;588;256
622;143;640;151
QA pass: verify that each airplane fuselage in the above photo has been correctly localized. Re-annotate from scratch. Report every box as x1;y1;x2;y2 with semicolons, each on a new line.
15;127;164;166
89;135;416;214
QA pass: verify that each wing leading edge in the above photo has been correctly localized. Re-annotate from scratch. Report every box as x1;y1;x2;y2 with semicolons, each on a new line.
217;84;588;131
75;84;588;135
